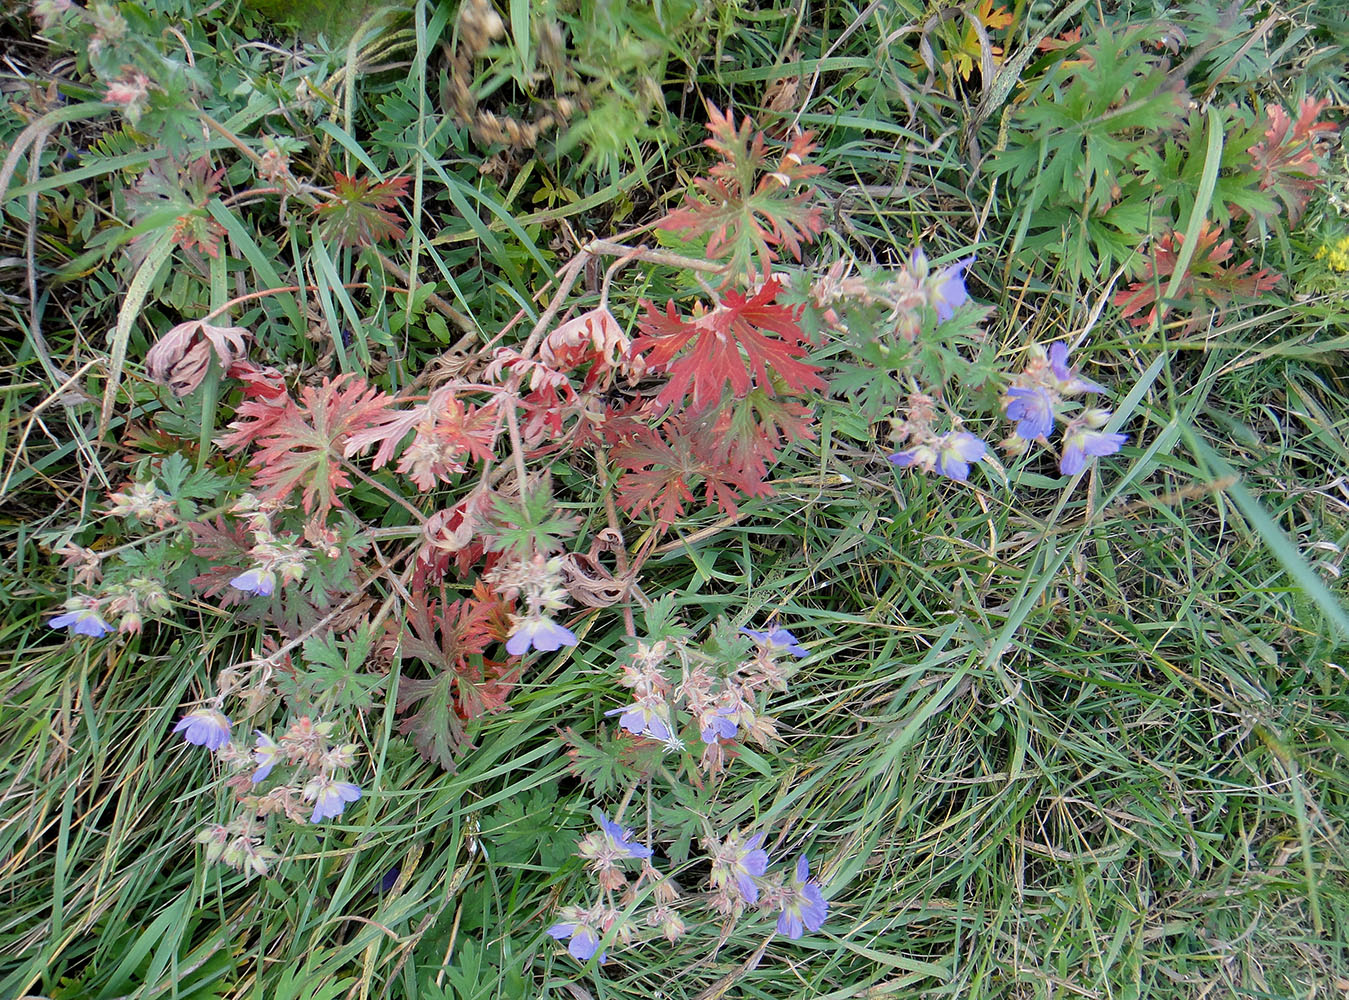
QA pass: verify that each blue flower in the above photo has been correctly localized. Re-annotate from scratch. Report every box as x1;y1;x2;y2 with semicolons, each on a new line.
934;431;986;481
740;626;808;658
1060;426;1128;476
506;615;577;656
605;697;672;741
547;913;605;963
173;707;232;750
303;775;362;822
699;706;739;744
49;607;114;638
928;256;974;322
888;443;935;471
597;814;653;860
1005;386;1056;440
1048;342;1106;394
777;855;828;939
712;832;770;904
230;567;276;597
251;731;282;783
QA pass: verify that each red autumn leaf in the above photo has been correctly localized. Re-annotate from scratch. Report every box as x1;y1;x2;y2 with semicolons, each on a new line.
1114;221;1281;330
661;102;826;281
634;278;824;411
128;157;228;257
1247;97;1338;226
391;585;516;769
188;515;254;601
217;374;397;516
612;422;775;529
313;173;411;247
699;389;816;482
344;387;498;491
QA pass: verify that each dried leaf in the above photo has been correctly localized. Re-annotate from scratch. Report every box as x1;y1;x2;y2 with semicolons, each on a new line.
146;320;251;396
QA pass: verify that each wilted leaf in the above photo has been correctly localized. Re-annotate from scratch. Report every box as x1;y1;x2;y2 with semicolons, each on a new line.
146;320;251;396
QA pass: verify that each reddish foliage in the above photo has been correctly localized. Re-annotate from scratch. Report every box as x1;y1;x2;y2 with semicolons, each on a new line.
612;420;777;528
539;306;632;371
699;390;816;483
188;516;254;601
391;583;517;769
346;387;498;491
217;374;397;516
1114;221;1281;330
414;488;497;586
633;278;824;411
313;174;411;247
660;103;825;280
130;157;228;257
1247;97;1338;226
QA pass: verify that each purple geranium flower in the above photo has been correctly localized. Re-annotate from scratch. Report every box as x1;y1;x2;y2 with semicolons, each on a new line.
49;607;114;638
928;256;974;322
506;616;578;656
1005;386;1056;440
173;707;232;750
303;775;362;822
230;567;276;597
934;431;986;481
888;443;935;471
605;696;672;741
598;814;653;860
777;854;829;939
712;832;770;904
699;706;739;744
740;626;809;658
1048;342;1106;394
1060;426;1128;476
251;731;282;783
547;913;605;963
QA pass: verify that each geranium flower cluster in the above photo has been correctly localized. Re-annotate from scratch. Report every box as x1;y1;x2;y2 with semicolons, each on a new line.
47;577;171;637
484;553;578;654
46;485;316;641
886;341;1128;484
811;247;973;340
886;391;988;483
1000;342;1128;475
227;494;312;598
706;831;828;939
547;621;828;966
606;626;805;775
547;813;668;963
173;708;363;878
546;814;830;966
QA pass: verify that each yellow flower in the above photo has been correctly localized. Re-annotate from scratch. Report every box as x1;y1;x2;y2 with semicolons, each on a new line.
1317;235;1349;271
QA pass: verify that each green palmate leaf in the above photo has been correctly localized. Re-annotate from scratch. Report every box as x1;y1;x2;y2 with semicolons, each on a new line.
558;725;658;797
295;624;386;712
482;784;574;867
1130;106;1277;226
987;23;1189;278
487;487;578;558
